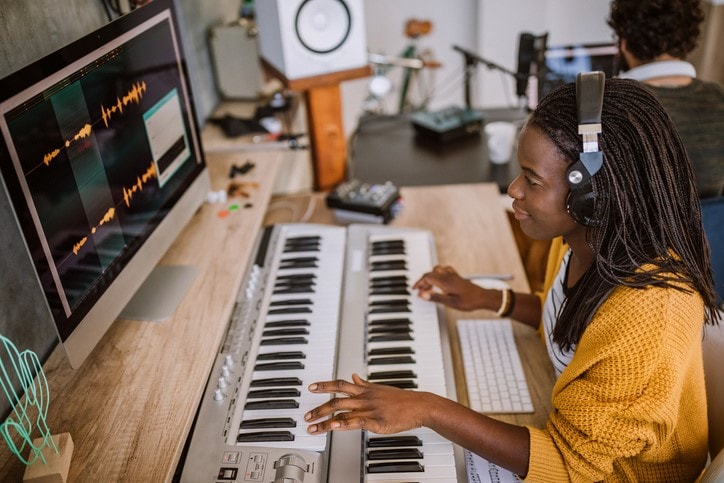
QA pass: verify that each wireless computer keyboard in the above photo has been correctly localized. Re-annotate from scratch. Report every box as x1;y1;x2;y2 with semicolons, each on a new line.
458;318;534;413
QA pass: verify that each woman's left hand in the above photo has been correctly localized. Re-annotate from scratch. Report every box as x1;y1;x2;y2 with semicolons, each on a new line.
304;373;429;434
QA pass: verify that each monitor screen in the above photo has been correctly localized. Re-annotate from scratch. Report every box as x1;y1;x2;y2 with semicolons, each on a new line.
538;42;620;101
0;0;209;369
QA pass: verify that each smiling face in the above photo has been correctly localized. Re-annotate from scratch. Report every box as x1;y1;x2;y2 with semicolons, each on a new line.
507;123;586;243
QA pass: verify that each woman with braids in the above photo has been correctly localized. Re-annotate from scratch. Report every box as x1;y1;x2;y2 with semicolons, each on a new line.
303;78;721;481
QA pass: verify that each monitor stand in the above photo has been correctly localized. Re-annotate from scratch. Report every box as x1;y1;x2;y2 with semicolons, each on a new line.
119;265;198;322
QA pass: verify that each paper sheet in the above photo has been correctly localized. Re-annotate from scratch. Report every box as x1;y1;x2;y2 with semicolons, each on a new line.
465;449;523;483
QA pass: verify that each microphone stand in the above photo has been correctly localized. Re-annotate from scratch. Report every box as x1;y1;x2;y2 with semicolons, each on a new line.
452;44;528;110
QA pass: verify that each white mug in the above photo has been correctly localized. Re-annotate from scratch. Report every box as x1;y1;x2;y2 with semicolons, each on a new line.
484;121;518;164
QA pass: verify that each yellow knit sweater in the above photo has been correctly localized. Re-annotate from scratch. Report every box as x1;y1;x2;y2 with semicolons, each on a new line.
525;238;709;482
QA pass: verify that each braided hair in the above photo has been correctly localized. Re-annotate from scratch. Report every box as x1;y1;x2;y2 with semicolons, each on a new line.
528;77;719;351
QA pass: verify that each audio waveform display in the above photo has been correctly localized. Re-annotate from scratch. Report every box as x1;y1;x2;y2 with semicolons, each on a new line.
40;81;147;169
42;123;92;166
100;81;147;128
122;161;157;207
72;207;116;255
71;161;157;257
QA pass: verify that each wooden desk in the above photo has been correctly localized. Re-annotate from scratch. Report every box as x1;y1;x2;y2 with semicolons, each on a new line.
0;152;281;482
265;183;556;427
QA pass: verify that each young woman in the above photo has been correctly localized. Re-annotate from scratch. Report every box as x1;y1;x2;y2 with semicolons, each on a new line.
304;77;720;481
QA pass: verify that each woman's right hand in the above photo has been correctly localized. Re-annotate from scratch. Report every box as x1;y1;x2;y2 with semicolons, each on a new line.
413;265;490;311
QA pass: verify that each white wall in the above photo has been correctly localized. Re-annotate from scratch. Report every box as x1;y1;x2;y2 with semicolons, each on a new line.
340;0;614;131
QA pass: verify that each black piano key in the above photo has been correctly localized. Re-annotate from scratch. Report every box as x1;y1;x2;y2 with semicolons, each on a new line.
369;287;410;296
269;298;313;306
280;256;318;263
267;307;312;315
368;327;412;335
237;431;295;443
273;286;315;295
368;356;415;365
244;399;299;410
275;278;316;287
279;261;318;269
366;462;424;474
370;277;408;287
247;388;301;399
366;448;423;460
275;273;316;281
260;336;308;345
284;238;320;250
240;417;296;429
285;238;321;247
368;370;416;380
370;275;408;283
378;380;418;389
262;328;310;336
369;298;409;306
253;361;305;371
371;241;405;248
368;333;413;342
367;436;423;447
368;346;414;356
368;305;411;314
370;262;408;272
264;319;310;328
256;351;306;360
368;318;412;327
250;377;302;387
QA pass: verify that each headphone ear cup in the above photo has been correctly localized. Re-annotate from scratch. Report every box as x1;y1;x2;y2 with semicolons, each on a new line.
566;177;601;226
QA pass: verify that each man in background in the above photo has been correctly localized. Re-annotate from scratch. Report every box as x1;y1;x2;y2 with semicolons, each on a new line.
608;0;724;306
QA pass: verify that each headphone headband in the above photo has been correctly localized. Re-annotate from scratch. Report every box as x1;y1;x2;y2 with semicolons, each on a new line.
566;71;606;226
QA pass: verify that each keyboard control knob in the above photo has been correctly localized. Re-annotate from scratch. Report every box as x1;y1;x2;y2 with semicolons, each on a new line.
213;389;224;401
221;366;231;378
217;377;228;389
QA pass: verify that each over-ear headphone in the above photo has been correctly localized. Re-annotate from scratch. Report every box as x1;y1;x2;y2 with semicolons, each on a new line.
566;71;606;226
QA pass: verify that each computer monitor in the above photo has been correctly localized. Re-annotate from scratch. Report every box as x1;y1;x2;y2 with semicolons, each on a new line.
0;0;209;370
538;42;620;101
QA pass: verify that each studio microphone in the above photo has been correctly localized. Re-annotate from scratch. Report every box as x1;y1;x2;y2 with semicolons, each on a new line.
516;33;536;98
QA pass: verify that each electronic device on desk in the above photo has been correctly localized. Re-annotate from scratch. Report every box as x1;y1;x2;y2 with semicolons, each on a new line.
0;0;209;374
325;179;401;224
409;106;485;144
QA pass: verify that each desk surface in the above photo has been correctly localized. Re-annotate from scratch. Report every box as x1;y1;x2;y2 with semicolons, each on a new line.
349;108;529;192
0;174;555;481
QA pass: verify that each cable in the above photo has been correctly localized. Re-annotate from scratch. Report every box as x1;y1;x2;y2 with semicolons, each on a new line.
298;196;318;223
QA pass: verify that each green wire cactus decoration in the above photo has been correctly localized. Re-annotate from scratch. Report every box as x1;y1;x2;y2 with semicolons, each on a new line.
0;334;58;465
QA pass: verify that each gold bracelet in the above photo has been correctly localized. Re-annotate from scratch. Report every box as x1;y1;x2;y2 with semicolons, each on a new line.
501;289;516;317
495;288;511;317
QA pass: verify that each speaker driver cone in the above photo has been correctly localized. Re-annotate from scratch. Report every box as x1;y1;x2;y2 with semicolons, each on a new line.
295;0;352;54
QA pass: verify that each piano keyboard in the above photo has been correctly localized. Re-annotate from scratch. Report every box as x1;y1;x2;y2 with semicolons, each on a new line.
180;224;464;482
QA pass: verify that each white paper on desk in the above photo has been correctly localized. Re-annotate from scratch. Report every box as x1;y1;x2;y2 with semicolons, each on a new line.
465;449;523;483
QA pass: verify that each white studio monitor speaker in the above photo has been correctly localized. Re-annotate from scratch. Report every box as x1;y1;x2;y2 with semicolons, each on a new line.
255;0;368;80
